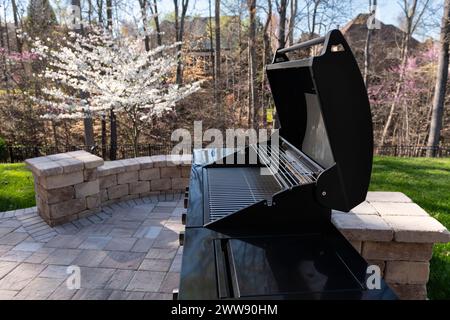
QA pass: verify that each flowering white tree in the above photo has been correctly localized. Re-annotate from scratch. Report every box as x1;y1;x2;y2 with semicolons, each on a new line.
31;28;202;155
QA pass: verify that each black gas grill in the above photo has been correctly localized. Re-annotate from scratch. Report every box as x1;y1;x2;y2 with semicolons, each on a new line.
177;30;397;300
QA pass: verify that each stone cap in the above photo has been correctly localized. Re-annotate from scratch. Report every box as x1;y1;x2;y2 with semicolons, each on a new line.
332;192;450;244
97;155;193;177
26;151;104;177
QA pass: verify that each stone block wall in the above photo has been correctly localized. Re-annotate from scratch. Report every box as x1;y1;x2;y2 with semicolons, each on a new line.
97;156;191;206
26;151;104;226
332;192;450;300
26;152;191;227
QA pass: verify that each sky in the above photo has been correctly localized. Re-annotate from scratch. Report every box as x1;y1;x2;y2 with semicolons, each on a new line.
150;0;441;40
2;0;442;40
153;0;404;25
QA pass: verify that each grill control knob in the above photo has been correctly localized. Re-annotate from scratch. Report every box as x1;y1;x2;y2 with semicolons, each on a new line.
179;231;185;246
181;212;187;225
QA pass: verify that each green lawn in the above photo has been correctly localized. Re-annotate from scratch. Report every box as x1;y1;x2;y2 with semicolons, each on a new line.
0;163;35;212
370;157;450;300
0;158;449;299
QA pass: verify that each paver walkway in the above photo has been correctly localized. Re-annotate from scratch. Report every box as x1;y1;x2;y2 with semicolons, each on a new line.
0;193;184;300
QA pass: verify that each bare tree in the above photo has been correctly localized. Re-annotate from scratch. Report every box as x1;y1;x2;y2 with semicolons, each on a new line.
149;0;162;46
248;0;257;128
3;1;11;54
174;0;189;85
70;0;95;148
307;0;321;39
11;0;22;53
97;0;104;25
103;0;117;158
380;0;431;146
427;0;450;157
138;0;150;51
261;0;273;125
276;0;288;48
364;0;377;87
214;0;221;115
208;0;215;79
106;0;113;30
288;0;298;46
87;0;93;25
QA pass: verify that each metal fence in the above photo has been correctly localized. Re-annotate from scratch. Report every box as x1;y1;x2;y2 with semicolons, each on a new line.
1;144;449;163
374;145;450;158
1;143;178;163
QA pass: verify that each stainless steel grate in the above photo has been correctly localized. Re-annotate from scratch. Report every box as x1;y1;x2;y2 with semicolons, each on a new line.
207;167;282;222
250;138;324;190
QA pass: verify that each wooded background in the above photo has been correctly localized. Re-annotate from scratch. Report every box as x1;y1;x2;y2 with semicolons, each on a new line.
0;0;449;161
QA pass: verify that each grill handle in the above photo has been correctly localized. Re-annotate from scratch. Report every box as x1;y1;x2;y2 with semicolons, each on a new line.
277;36;326;54
272;30;347;64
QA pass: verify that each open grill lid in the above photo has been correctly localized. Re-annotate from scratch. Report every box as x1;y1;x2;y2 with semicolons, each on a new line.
266;30;374;212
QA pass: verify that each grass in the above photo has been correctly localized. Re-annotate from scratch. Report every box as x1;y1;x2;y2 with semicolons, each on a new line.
0;158;449;298
0;163;35;212
370;157;450;300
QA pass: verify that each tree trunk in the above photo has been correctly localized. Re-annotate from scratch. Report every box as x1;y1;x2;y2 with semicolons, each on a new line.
174;0;189;85
3;5;10;54
101;113;107;159
262;0;272;126
71;0;95;148
277;0;288;48
110;109;117;160
97;0;104;25
310;0;320;39
208;0;215;79
11;0;22;53
52;120;59;152
139;0;150;51
427;0;450;157
106;0;113;30
247;0;257;128
364;0;377;87
87;0;93;25
0;11;9;93
214;0;221;117
151;0;162;46
288;0;297;46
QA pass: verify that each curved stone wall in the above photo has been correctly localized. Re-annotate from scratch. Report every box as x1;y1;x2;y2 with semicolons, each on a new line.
26;151;191;226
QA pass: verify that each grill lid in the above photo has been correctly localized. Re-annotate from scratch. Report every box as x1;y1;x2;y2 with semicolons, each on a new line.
266;30;374;212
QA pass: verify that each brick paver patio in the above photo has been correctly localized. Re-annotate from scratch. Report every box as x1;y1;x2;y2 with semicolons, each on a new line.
0;193;184;300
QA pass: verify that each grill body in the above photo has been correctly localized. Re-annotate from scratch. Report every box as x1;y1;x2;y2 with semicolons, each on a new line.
178;30;397;300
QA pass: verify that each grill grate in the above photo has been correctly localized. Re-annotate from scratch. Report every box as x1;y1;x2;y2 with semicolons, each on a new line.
250;138;324;190
207;168;282;222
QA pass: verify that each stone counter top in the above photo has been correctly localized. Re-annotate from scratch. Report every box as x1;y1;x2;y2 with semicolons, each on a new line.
25;151;104;177
332;192;450;244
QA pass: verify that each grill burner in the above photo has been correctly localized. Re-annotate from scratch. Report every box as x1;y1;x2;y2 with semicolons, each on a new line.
178;29;397;300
